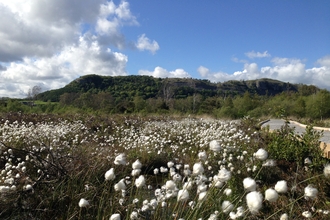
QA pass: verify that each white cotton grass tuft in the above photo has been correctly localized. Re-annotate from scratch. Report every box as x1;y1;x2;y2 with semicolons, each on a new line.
280;213;289;220
193;163;204;175
265;188;279;202
198;151;207;161
165;180;177;191
135;175;146;188
243;177;256;192
109;213;121;220
304;185;318;200
114;154;126;165
229;206;245;219
262;159;276;167
224;188;232;196
177;189;189;201
114;179;126;191
130;211;139;219
131;169;141;176
304;157;312;165
275;180;288;193
105;168;115;181
132;159;142;169
78;198;89;208
198;191;207;201
324;164;330;178
209;140;221;152
217;168;231;182
167;161;174;168
24;184;33;191
222;200;234;213
246;191;263;214
254;148;268;161
302;211;312;218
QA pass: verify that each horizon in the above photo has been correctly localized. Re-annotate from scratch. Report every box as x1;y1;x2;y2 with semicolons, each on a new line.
0;0;329;98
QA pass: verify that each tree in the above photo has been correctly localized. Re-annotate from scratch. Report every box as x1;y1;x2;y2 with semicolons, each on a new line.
306;90;330;120
27;85;42;101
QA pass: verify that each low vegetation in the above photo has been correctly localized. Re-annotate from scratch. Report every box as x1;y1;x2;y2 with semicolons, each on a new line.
0;113;329;219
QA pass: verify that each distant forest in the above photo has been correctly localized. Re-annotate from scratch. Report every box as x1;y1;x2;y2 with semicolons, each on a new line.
1;75;330;122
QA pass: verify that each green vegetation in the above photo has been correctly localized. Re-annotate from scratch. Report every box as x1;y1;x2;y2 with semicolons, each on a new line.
1;76;330;127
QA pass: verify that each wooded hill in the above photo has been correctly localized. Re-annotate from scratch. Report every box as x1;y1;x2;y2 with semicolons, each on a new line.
2;74;329;120
38;74;314;102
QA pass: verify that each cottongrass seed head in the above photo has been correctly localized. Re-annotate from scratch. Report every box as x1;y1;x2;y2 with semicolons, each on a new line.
78;198;89;208
246;191;263;214
324;164;330;178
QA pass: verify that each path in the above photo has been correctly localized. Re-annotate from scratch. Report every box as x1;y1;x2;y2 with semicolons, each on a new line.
261;119;330;144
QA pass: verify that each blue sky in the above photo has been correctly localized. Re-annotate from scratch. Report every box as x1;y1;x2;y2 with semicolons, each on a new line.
0;0;329;98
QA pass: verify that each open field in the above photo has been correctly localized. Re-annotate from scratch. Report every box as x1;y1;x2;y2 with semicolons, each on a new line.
0;114;330;219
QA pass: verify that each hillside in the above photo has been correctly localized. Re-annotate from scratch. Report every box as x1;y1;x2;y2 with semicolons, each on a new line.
37;75;308;102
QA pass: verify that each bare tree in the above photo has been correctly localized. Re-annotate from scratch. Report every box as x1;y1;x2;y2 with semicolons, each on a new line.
27;85;42;105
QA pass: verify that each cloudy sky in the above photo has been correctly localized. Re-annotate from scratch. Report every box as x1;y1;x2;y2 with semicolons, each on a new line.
0;0;329;98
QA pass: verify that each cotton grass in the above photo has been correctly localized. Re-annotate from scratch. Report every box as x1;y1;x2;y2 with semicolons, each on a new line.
1;115;329;219
246;191;263;214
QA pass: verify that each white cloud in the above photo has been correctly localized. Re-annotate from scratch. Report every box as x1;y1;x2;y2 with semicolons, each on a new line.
199;55;330;90
197;66;232;82
0;36;128;97
96;0;139;49
0;0;110;62
0;0;158;98
317;55;330;67
197;66;210;77
139;66;190;78
136;34;160;54
245;51;271;59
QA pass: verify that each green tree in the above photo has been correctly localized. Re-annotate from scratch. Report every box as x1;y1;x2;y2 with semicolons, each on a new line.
306;90;330;120
292;97;306;118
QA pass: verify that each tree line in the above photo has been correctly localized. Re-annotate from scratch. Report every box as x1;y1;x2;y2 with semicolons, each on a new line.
1;87;330;123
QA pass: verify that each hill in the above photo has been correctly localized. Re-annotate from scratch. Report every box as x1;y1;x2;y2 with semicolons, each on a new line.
37;75;309;102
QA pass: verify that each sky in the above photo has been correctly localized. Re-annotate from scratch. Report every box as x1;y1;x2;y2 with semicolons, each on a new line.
0;0;329;98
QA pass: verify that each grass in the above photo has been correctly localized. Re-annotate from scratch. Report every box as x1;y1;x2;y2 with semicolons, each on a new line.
0;113;329;219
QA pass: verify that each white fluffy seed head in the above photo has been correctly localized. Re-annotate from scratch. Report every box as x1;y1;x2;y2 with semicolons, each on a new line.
265;188;279;202
209;140;221;152
324;164;330;178
131;169;141;177
304;185;318;200
280;213;289;220
177;189;189;201
302;211;312;218
243;177;257;192
224;188;232;196
135;175;146;188
222;200;234;213
165;180;176;191
114;179;126;191
198;151;208;161
246;191;263;214
254;148;268;161
110;213;121;220
275;180;288;193
78;198;89;208
105;168;115;181
198;191;207;201
193;163;204;175
132;159;142;169
114;154;126;165
217;168;231;182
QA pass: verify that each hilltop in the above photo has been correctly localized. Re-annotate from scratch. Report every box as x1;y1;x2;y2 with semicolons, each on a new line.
38;74;314;102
